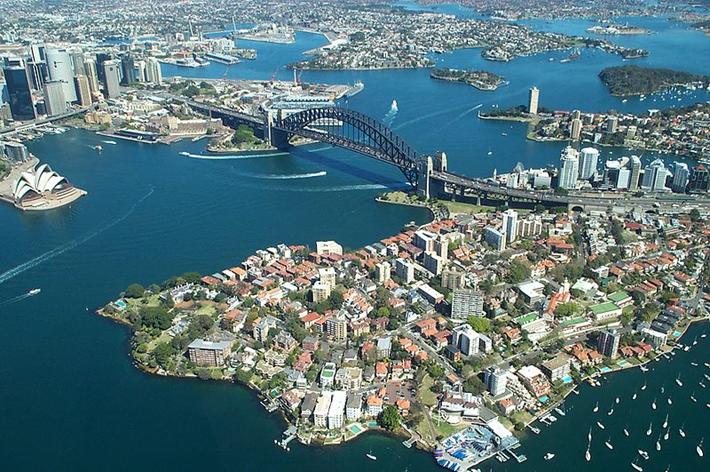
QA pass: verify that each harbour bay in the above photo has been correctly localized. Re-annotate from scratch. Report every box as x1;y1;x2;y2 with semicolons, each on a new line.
1;6;709;472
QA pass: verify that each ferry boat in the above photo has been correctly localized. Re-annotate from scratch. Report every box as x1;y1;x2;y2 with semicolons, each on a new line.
631;461;644;471
544;453;555;460
28;288;41;296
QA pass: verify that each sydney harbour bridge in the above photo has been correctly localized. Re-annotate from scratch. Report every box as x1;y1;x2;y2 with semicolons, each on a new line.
179;98;710;213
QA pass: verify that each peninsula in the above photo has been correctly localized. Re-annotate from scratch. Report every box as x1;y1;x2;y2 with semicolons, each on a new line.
99;201;709;469
598;65;710;97
430;68;505;91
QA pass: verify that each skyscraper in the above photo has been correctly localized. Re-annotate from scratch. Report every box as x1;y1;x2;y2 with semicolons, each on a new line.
45;48;77;103
606;116;618;133
43;80;68;116
628;155;642;191
3;59;36;120
101;60;121;99
120;54;135;85
570;118;582;140
145;57;163;85
558;146;579;190
83;58;100;96
671;162;690;193
74;75;92;106
641;159;670;192
688;165;709;193
502;209;518;244
528;86;539;114
597;329;620;359
579;147;599;180
451;289;484;320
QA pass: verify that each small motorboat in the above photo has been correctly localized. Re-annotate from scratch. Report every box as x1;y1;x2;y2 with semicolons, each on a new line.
632;391;638;400
631;461;643;471
605;439;614;450
651;399;657;410
608;408;614;416
585;448;591;462
641;382;647;391
623;428;630;437
28;288;41;296
597;421;605;430
593;402;599;413
638;450;649;460
679;426;686;438
615;397;620;404
544;453;555;460
667;398;672;405
662;414;669;429
675;375;683;387
697;438;704;457
646;423;653;436
366;451;377;461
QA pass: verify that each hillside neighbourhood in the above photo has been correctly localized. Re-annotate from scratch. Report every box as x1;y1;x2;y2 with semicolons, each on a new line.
101;205;710;460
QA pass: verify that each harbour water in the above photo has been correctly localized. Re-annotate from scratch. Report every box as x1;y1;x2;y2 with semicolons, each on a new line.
1;6;709;471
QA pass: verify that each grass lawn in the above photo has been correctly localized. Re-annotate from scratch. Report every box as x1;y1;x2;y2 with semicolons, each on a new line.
417;374;438;407
434;419;468;439
440;200;496;215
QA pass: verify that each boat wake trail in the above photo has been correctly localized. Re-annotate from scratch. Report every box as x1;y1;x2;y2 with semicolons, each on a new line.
0;187;155;286
0;292;32;307
179;151;288;160
383;100;399;126
393;103;472;132
249;171;327;180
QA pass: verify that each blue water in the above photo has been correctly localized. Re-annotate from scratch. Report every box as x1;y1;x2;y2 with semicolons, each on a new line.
0;9;709;471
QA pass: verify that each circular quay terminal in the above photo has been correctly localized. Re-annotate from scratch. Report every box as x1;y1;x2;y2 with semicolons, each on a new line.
0;1;709;472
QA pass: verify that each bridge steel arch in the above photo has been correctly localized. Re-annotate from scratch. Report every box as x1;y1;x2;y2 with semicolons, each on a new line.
273;107;420;186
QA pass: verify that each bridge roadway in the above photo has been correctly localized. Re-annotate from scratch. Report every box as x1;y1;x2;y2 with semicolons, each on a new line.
431;170;710;211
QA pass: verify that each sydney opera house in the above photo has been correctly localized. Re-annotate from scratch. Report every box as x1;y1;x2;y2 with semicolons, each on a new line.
10;163;86;210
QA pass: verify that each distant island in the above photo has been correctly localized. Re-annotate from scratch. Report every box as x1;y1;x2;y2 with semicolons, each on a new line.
430;68;506;91
599;65;710;96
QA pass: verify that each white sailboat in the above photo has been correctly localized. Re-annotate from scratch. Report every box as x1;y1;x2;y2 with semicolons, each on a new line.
651;398;657;410
605;438;614;450
641;381;647;391
646;422;653;436
632;391;638;400
624;428;630;437
597;421;605;430
631;461;643;471
675;374;683;387
608;408;614;416
679;425;686;438
593;401;599;413
690;393;697;403
663;428;669;441
697;438;704;457
667;397;672;405
662;414;669;429
656;433;662;451
615;397;620;404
